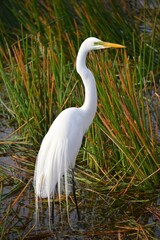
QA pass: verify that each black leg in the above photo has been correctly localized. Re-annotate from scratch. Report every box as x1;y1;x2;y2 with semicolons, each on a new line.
72;168;80;220
52;199;54;224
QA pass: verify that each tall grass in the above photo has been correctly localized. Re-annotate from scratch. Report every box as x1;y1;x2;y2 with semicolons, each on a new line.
1;33;73;145
97;50;159;185
1;1;159;57
0;1;160;238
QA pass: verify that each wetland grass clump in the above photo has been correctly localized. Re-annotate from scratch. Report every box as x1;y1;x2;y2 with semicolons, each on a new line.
0;0;160;239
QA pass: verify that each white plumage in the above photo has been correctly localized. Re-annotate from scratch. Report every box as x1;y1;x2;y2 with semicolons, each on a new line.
34;37;125;227
34;108;85;198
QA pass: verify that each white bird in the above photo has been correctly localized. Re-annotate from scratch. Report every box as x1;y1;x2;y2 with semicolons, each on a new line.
34;37;125;227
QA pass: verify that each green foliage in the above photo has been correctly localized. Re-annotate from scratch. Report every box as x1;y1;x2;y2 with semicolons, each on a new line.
0;1;160;238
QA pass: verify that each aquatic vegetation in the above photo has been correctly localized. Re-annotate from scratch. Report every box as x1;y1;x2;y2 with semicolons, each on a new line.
0;0;160;239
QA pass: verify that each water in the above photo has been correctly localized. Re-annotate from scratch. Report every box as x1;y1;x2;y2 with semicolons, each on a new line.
1;161;160;239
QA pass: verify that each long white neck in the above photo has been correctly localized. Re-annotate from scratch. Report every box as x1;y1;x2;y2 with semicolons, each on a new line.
76;45;97;131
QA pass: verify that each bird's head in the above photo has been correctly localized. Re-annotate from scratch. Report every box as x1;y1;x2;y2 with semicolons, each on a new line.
76;37;125;76
82;37;125;51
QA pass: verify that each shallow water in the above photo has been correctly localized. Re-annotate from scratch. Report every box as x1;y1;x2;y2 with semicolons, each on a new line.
1;162;160;240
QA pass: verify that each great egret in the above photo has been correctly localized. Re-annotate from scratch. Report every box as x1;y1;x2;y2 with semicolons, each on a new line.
34;37;125;227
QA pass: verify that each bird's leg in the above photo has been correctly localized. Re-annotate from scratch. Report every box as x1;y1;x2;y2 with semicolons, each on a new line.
52;198;54;224
72;168;80;220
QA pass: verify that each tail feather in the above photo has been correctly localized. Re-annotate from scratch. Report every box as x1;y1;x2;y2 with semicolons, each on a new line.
34;135;71;227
